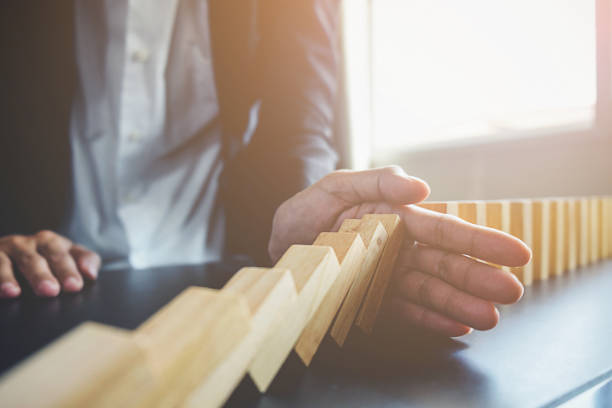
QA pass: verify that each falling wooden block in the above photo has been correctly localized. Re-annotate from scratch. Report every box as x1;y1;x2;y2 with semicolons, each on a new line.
249;245;340;392
356;213;404;333
566;199;578;271
295;232;366;365
0;322;157;408
510;200;533;285
331;218;388;346
532;200;551;281
134;287;251;407
185;268;297;408
590;198;600;263
577;198;589;268
549;199;566;277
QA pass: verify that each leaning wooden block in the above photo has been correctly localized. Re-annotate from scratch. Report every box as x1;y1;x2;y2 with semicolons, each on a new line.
0;322;157;408
249;245;340;392
134;287;251;407
532;200;551;281
356;213;404;333
509;200;533;285
295;231;366;365
185;268;297;408
331;218;388;346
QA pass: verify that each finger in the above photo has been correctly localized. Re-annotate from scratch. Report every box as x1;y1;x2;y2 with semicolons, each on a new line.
319;166;430;207
69;244;101;280
5;237;60;297
392;269;500;330
0;252;21;298
405;243;524;304
401;205;531;267
36;232;83;292
388;297;472;337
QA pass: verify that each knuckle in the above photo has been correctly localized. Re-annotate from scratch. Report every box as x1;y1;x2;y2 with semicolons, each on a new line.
35;230;57;242
417;275;434;307
437;252;453;282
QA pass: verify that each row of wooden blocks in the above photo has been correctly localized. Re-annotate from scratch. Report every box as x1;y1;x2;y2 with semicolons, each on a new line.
418;196;612;285
0;214;405;407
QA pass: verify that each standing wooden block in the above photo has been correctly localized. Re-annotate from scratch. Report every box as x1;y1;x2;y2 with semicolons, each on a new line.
566;199;578;271
577;198;589;267
549;199;566;276
532;200;551;281
331;218;388;346
475;201;487;226
134;287;251;407
356;214;404;333
486;201;510;233
186;268;297;408
249;245;340;392
417;202;447;214
590;198;600;263
0;322;157;408
446;201;459;217
603;197;610;259
509;200;533;285
295;232;366;365
458;202;477;224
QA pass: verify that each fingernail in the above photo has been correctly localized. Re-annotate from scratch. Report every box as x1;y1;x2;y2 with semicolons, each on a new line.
37;280;60;297
63;277;83;292
84;260;98;279
1;282;20;297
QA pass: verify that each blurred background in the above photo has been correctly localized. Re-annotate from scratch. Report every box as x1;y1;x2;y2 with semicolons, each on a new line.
336;0;612;201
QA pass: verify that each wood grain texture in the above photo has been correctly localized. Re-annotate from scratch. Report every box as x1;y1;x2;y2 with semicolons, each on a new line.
0;322;157;408
249;245;340;392
186;268;297;407
134;287;250;407
331;218;388;346
295;232;366;365
356;214;404;333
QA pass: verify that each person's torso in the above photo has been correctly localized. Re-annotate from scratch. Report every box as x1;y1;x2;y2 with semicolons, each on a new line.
67;0;225;268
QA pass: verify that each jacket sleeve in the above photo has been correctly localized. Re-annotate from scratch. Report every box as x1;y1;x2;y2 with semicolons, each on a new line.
221;0;341;265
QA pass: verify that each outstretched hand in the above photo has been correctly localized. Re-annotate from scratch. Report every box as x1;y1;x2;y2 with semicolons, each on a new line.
269;166;530;336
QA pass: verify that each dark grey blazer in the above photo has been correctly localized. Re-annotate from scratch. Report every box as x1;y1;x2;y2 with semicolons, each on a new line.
0;0;340;264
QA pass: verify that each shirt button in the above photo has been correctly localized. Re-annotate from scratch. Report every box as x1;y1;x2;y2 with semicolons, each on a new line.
131;49;150;63
127;132;142;142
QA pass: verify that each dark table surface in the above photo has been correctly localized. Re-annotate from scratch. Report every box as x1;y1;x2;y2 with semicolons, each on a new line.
1;260;612;408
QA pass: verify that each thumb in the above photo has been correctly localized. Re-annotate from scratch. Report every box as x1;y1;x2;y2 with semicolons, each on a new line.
320;166;430;205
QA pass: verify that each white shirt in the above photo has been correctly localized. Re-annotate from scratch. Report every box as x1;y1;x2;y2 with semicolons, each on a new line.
66;0;225;268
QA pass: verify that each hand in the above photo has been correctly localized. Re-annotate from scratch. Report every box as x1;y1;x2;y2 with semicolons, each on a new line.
0;231;100;298
269;166;530;336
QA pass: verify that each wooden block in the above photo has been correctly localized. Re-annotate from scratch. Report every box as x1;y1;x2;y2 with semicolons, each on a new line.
417;202;447;213
590;198;600;263
249;245;340;392
446;201;459;217
577;198;589;267
486;201;510;233
295;232;366;365
458;202;477;224
550;199;566;276
567;199;578;271
185;268;297;408
532;200;551;281
475;201;487;226
356;213;404;333
603;197;610;259
0;322;157;408
134;287;251;407
331;218;388;346
510;200;533;285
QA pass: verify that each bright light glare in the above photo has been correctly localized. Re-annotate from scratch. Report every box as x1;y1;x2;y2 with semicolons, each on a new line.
371;0;596;152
